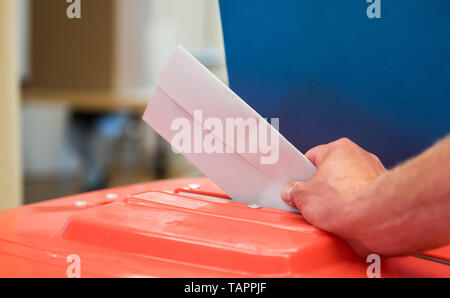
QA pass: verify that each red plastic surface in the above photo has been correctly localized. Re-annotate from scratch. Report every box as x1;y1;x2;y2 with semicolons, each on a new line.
0;177;448;277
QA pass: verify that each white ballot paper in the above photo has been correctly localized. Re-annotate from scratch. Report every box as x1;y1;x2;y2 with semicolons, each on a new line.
143;46;316;211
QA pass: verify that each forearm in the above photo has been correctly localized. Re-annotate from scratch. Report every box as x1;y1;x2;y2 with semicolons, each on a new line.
349;135;450;256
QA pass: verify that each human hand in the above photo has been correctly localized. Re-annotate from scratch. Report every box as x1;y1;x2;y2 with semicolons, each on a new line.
281;138;387;256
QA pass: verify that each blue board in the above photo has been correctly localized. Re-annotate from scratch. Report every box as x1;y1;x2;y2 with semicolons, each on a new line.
219;0;450;167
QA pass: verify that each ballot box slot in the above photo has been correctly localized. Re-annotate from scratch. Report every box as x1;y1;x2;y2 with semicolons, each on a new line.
175;191;231;203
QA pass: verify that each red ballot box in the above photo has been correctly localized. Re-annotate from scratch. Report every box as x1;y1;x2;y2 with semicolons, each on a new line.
0;177;448;277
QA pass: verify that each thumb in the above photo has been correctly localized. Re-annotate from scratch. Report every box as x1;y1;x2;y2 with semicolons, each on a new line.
281;181;306;209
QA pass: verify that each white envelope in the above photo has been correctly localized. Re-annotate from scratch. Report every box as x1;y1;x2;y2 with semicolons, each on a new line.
143;45;316;211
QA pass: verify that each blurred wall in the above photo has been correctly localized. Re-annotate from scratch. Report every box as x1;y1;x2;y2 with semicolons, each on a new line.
22;103;68;177
220;0;450;167
0;0;22;209
147;0;227;84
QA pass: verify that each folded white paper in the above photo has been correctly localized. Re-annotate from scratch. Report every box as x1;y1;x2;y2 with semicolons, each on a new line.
143;45;316;211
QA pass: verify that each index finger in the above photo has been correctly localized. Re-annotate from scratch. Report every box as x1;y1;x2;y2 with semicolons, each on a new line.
305;144;330;167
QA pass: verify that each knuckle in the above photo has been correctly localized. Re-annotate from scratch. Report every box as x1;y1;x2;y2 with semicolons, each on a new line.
369;153;383;164
337;137;352;145
369;153;379;160
334;137;352;147
290;182;312;210
290;182;306;198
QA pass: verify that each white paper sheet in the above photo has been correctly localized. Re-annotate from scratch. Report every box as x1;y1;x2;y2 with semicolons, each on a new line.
143;45;316;211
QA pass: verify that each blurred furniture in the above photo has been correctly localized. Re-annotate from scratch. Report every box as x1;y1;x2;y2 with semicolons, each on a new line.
22;87;171;192
0;0;22;210
24;0;226;198
22;88;149;113
26;0;162;192
31;0;150;92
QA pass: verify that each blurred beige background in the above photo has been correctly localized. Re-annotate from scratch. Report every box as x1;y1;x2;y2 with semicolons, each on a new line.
0;0;228;209
0;0;22;210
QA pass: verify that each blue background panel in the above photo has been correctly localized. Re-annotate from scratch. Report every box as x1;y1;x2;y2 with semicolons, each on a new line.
219;0;450;167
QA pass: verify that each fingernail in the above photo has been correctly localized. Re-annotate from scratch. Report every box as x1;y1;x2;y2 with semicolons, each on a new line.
281;181;298;207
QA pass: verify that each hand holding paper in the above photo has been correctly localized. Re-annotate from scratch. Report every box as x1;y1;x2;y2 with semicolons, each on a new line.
143;46;316;211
